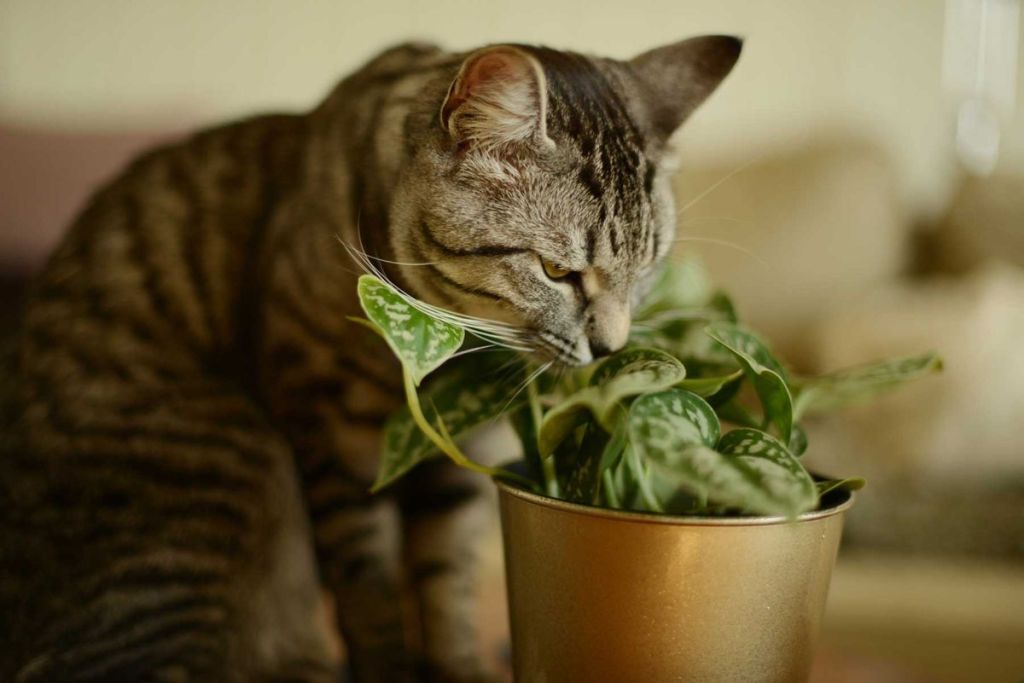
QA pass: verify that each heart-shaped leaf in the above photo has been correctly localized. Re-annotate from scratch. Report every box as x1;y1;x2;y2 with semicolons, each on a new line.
587;347;685;388
538;348;686;455
357;274;464;386
627;389;802;515
705;323;793;444
629;441;793;517
373;354;522;491
717;428;817;516
630;389;720;449
793;353;943;420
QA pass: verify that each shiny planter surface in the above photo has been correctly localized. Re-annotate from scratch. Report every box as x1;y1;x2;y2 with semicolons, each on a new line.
496;482;854;683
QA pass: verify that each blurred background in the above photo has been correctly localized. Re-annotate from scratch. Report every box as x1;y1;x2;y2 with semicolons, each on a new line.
1;1;1022;681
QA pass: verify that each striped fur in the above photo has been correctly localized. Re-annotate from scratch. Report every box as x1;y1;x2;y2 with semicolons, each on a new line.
0;37;740;682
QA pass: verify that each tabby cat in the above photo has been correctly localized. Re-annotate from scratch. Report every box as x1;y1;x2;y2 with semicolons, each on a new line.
0;36;741;682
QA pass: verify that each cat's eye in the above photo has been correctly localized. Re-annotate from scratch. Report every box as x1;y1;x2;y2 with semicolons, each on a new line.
541;258;573;281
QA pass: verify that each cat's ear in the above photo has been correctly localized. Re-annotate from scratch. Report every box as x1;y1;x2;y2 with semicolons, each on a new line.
629;35;742;141
440;46;554;152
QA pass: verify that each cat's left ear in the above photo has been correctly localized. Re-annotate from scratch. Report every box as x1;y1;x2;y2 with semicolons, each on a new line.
629;35;743;142
440;46;554;153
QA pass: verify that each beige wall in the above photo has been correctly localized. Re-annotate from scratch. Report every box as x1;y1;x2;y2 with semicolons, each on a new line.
1;0;1022;217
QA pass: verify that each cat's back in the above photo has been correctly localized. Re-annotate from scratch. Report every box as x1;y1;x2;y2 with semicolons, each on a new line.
28;114;307;359
0;114;316;677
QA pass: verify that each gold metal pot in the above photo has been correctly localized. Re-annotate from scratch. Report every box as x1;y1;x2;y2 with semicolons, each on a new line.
496;482;854;683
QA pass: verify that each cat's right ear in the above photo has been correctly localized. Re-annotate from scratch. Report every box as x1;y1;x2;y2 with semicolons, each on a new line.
629;35;743;143
440;46;555;153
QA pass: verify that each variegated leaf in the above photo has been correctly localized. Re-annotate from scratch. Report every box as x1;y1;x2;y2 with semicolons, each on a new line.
538;348;686;455
706;323;794;444
793;353;942;420
718;428;817;516
357;274;463;386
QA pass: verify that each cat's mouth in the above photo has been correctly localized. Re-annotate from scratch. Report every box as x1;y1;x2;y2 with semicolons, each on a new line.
530;330;593;368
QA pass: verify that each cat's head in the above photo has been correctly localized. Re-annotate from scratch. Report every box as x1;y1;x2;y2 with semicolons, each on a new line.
390;36;741;366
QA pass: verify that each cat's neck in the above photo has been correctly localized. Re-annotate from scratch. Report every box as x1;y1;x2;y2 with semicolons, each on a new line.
301;53;456;291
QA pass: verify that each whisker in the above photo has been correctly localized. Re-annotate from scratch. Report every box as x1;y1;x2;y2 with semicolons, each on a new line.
675;157;760;216
338;237;440;267
339;234;535;353
676;216;744;227
501;362;552;415
672;235;768;267
448;343;498;359
491;355;529;387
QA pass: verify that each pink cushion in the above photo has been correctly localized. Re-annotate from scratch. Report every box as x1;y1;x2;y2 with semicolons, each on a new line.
0;124;187;273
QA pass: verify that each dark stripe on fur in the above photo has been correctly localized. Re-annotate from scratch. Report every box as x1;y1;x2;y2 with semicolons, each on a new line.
421;220;527;258
425;263;504;302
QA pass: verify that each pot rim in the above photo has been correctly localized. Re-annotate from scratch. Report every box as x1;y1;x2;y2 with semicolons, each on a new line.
495;478;855;527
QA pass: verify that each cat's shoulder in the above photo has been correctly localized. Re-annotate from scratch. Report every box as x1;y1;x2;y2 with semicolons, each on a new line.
94;114;307;199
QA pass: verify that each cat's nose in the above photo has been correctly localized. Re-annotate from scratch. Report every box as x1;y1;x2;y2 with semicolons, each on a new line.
589;338;615;359
586;299;630;359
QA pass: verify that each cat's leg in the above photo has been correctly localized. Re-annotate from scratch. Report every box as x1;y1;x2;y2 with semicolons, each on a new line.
302;456;412;682
261;343;413;680
10;374;339;683
259;199;417;682
400;460;503;683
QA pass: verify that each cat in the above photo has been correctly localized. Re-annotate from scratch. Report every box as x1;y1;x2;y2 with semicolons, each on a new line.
0;36;741;682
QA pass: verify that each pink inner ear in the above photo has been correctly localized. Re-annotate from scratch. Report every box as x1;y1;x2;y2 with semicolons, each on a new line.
456;51;528;108
466;53;517;92
441;47;543;149
443;49;529;131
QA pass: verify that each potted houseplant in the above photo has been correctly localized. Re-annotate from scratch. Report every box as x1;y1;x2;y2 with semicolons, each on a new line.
353;257;941;682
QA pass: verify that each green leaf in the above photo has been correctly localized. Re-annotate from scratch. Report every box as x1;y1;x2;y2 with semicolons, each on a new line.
561;423;611;504
538;348;686;455
623;442;665;512
636;254;714;319
631;258;740;363
627;389;801;515
716;400;762;428
788;424;808;457
717;428;817;516
705;323;794;444
587;347;685;388
629;441;793;517
816;477;866;497
357;274;464;386
373;354;522;491
509;405;542;482
675;369;744;398
602;447;641;510
630;389;720;449
598;417;629;471
793;353;943;420
618;385;723;513
708;290;739;324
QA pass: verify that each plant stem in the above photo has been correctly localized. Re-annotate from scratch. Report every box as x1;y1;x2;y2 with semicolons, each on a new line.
602;469;621;508
403;369;532;488
626;445;664;513
541;457;560;498
528;379;560;498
